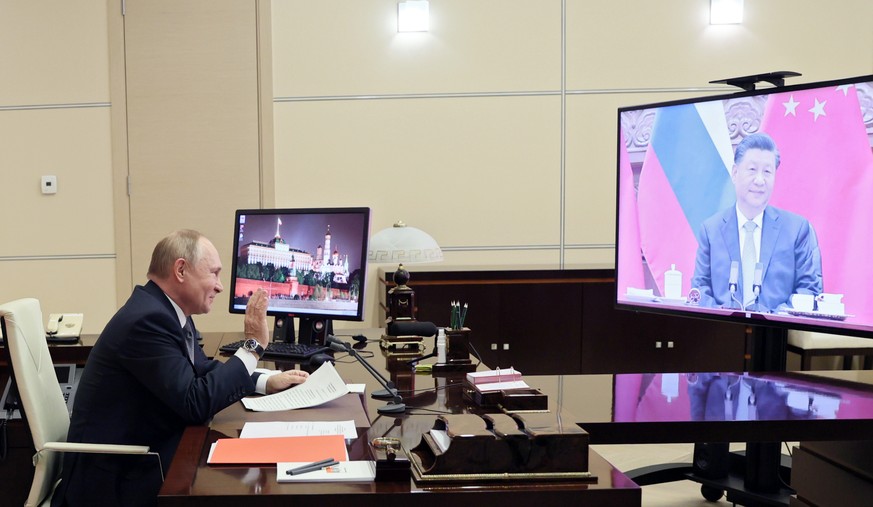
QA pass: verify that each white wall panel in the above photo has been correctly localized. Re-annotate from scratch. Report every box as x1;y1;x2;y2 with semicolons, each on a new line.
273;0;562;97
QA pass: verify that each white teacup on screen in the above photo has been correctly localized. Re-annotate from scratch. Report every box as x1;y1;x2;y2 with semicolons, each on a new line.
818;293;844;303
817;301;845;315
791;293;815;312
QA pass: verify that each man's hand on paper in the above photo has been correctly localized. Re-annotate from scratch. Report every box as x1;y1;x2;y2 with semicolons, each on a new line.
266;369;310;394
244;288;270;348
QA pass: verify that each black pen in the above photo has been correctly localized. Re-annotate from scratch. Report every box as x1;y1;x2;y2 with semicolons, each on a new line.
285;457;338;476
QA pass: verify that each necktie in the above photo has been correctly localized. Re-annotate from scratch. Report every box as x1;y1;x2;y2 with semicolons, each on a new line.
183;319;196;362
742;220;757;306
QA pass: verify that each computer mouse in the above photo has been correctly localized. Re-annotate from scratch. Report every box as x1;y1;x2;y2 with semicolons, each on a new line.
309;353;335;367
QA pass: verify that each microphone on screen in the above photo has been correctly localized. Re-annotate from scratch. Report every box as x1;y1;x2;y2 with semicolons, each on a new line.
728;261;739;294
728;260;743;310
752;262;764;299
326;337;405;415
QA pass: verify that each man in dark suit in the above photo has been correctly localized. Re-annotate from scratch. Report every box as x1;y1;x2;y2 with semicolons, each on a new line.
691;133;821;311
53;229;309;506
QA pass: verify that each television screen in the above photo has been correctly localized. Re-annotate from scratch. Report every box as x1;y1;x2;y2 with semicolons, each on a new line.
228;207;371;321
615;74;873;337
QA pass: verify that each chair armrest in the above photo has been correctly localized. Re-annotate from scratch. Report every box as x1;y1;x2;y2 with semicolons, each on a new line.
42;441;150;455
35;441;163;480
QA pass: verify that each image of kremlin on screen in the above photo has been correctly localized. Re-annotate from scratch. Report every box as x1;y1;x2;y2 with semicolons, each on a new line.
233;215;362;315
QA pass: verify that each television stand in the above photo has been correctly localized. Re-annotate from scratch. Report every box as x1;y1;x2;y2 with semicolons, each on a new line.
627;448;793;506
627;325;794;506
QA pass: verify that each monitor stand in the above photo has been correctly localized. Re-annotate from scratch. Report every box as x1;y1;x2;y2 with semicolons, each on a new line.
272;315;333;346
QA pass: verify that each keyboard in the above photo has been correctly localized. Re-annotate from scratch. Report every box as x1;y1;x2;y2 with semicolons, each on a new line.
220;340;327;360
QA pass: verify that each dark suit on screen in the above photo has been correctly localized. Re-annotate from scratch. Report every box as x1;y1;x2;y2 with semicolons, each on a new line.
691;204;821;311
53;281;258;507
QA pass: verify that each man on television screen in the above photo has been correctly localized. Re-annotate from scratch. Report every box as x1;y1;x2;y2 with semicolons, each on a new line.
690;132;822;312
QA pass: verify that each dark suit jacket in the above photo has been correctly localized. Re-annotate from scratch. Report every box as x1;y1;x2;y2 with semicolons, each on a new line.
691;205;821;311
53;281;257;507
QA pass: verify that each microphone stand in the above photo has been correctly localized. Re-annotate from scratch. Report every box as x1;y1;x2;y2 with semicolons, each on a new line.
749;262;764;312
327;337;397;399
729;285;742;309
327;339;406;414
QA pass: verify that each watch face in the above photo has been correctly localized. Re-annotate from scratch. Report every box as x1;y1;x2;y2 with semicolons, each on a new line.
243;339;258;351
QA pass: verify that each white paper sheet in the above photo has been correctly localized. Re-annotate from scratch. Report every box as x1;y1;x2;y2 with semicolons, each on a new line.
241;361;350;412
240;420;358;439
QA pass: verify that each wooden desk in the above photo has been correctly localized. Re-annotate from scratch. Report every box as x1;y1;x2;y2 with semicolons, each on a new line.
158;330;643;506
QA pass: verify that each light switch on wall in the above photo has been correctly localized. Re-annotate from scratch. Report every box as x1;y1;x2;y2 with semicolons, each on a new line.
41;175;58;194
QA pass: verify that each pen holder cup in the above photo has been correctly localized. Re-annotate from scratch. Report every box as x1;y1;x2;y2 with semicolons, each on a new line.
432;328;476;373
445;327;471;362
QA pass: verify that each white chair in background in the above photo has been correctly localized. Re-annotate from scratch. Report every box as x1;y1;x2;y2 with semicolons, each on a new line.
0;298;159;507
787;329;873;371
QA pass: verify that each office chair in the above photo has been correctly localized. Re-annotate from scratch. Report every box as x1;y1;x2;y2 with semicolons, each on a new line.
0;298;159;507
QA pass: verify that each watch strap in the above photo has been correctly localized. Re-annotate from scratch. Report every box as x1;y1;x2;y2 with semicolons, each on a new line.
244;339;265;357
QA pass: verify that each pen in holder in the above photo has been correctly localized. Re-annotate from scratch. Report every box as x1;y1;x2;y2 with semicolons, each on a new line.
450;301;468;330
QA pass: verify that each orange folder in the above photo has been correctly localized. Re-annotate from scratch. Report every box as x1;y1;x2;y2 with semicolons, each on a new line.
207;434;348;465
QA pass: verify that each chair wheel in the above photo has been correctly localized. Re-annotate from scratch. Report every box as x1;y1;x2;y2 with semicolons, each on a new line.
701;485;724;502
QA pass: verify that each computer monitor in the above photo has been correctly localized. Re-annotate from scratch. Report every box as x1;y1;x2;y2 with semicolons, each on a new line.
615;74;873;339
228;207;371;345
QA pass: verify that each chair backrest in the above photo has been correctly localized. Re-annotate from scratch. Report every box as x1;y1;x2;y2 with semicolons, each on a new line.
0;298;70;507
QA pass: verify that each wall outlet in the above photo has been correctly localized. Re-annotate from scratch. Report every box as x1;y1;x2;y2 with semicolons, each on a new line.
41;175;58;194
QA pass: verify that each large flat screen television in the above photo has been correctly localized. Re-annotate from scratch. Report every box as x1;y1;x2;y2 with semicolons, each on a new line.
616;74;873;338
228;207;371;343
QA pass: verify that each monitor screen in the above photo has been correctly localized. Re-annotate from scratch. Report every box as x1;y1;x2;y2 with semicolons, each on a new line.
615;74;873;337
228;207;371;321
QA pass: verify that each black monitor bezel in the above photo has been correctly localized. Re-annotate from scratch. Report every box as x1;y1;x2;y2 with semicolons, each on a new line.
228;206;371;322
614;73;873;339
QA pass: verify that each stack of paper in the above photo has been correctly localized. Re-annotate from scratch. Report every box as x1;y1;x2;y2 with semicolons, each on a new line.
466;367;523;385
475;380;530;392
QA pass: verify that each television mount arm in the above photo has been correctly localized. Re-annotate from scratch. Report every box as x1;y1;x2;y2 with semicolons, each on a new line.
709;71;801;92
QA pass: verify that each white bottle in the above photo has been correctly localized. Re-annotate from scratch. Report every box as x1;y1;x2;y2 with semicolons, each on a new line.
664;264;682;300
436;329;447;364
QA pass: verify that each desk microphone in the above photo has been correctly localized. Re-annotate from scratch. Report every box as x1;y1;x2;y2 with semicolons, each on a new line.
326;337;406;414
327;337;395;398
386;320;437;337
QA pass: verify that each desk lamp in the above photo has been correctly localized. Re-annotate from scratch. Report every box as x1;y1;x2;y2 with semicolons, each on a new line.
368;221;442;323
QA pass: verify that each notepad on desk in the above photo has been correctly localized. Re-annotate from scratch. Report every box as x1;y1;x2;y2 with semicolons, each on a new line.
466;367;523;385
474;380;530;392
207;434;348;465
277;460;376;482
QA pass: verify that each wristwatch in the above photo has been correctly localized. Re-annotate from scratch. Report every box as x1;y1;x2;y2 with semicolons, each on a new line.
242;338;265;358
